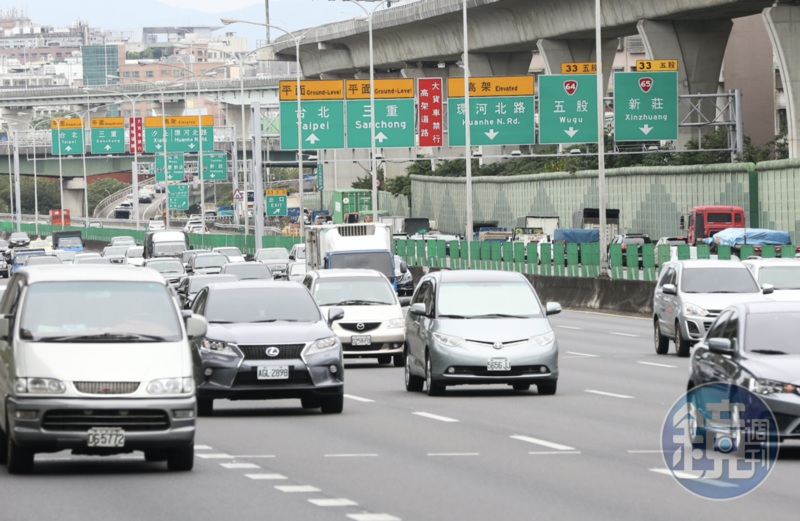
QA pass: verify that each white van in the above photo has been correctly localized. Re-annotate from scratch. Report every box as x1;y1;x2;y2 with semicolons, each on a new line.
0;265;207;473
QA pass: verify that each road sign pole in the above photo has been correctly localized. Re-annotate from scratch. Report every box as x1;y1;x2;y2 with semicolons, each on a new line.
596;0;608;274
56;120;64;230
463;0;473;268
197;83;205;235
81;113;89;224
252;102;264;249
12;129;20;232
161;90;170;229
368;12;378;224
296;38;305;244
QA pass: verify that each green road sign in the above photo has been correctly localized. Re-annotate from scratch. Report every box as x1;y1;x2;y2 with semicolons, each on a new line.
51;128;84;155
317;164;324;191
168;184;189;210
266;194;287;216
279;100;345;150
614;71;678;141
345;99;415;148
90;127;125;154
144;126;213;153
539;74;598;144
155;154;185;182
201;152;227;180
447;96;535;146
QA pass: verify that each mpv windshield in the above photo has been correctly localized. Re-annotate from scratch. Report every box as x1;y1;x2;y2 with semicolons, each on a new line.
757;266;800;290
148;260;184;274
438;282;542;318
206;288;320;323
195;254;227;268
328;252;394;280
256;249;290;261
681;268;759;293
314;278;396;306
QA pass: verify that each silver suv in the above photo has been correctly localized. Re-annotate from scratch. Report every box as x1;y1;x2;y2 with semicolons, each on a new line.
653;260;771;357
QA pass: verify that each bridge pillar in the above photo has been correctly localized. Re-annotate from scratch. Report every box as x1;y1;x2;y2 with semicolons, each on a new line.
157;101;187;117
536;39;619;94
64;177;86;218
223;102;253;144
1;109;32;130
637;19;733;147
764;5;800;159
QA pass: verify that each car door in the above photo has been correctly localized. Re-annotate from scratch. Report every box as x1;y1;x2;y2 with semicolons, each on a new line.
0;278;22;423
655;267;675;334
406;281;430;371
694;311;731;386
715;310;741;383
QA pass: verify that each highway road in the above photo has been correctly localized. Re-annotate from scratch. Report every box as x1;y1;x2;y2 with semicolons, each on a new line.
104;193;165;221
0;304;796;520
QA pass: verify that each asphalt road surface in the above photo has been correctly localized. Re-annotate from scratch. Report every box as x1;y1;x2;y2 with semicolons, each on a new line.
0;307;796;520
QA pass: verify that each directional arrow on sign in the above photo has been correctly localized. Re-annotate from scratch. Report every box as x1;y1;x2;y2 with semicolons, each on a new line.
640;124;653;135
306;133;320;145
564;127;579;138
273;208;280;214
156;144;162;150
104;144;112;151
188;143;196;149
375;132;389;143
484;129;499;140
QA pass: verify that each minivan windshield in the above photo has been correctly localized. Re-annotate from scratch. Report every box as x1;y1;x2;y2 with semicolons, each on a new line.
104;246;129;257
147;259;184;274
745;313;800;355
438;282;542;317
20;282;182;341
154;242;186;256
328;252;394;280
205;288;320;323
314;278;396;306
126;246;144;258
57;238;82;248
216;248;242;258
195;254;227;268
681;268;759;293
256;249;290;261
757;266;800;290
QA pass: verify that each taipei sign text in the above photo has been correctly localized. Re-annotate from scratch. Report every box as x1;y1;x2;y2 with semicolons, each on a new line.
51;118;84;155
280;80;345;150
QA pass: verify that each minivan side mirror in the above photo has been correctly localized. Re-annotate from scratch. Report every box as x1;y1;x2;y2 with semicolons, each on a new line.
679;216;685;229
328;307;345;325
409;303;426;316
399;297;412;307
545;302;562;316
708;337;734;355
289;255;295;261
185;314;208;339
761;283;775;295
662;284;677;296
400;261;408;274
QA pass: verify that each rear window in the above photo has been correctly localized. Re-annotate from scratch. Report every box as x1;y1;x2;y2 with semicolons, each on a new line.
681;267;759;294
707;213;733;223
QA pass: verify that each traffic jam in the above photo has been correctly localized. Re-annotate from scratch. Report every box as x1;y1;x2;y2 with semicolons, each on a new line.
0;201;798;476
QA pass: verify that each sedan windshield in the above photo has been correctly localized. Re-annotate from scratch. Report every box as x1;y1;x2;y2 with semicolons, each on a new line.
154;242;185;255
113;238;135;245
681;268;759;293
19;281;182;341
745;313;800;355
757;266;800;290
205;288;320;323
290;263;307;276
195;254;227;268
147;260;184;274
223;263;271;280
256;249;290;261
328;252;394;280
216;248;242;258
438;282;542;317
314;278;396;306
52;251;76;262
10;233;27;240
126;247;144;259
104;246;128;257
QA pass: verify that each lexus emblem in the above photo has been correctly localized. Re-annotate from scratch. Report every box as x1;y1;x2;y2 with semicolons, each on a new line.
493;341;503;350
266;347;280;357
356;323;365;331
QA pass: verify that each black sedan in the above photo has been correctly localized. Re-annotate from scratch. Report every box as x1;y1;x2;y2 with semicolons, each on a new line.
8;232;30;248
176;274;239;309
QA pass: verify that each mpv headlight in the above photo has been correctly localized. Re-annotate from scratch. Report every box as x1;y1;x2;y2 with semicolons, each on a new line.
15;378;66;394
683;303;708;317
201;338;237;356
387;318;405;329
305;336;338;356
748;378;797;395
432;332;465;347
530;331;556;346
146;377;193;395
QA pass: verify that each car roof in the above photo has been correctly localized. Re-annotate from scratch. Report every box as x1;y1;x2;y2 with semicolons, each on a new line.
433;269;528;283
206;280;305;291
668;260;749;269
195;252;227;257
736;301;800;315
741;258;800;267
19;265;167;284
257;247;286;252
311;269;386;279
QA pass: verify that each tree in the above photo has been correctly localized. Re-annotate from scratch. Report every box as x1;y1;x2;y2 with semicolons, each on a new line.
87;178;129;215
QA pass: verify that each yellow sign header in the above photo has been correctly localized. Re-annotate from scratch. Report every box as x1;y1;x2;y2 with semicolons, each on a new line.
90;117;125;129
144;116;214;128
447;76;534;98
345;79;415;99
561;62;598;75
279;80;344;101
265;189;287;196
51;118;83;129
637;60;678;72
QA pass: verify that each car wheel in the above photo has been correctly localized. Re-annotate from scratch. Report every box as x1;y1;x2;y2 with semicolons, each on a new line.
392;354;404;367
512;383;531;391
144;450;169;462
167;445;194;471
301;395;321;409
320;394;344;414
0;425;7;465
6;431;34;474
537;381;557;395
675;321;692;358
197;398;213;417
377;355;391;365
654;318;669;355
425;353;445;396
405;350;424;392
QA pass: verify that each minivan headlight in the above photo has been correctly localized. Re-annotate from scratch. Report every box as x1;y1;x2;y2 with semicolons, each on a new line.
146;377;193;395
15;378;66;394
387;318;405;329
201;338;237;356
530;331;556;346
432;332;465;347
305;336;339;356
683;303;708;317
748;378;797;395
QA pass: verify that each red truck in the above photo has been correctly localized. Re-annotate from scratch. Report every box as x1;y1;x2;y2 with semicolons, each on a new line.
49;209;71;226
681;205;744;245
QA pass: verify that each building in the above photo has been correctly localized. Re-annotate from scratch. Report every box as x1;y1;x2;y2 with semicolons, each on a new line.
80;44;121;85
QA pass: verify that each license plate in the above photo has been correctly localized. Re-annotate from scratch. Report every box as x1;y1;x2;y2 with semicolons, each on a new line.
87;428;125;448
257;366;289;380
488;358;511;371
351;335;372;346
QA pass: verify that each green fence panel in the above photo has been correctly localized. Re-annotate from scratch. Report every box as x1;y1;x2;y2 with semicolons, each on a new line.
717;245;731;260
489;242;501;271
677;244;691;260
460;241;470;270
696;244;710;260
513;242;525;273
610;244;623;279
469;241;480;269
436;240;447;268
540;243;552;276
762;244;776;258
549;242;562;277
395;238;407;261
527;242;538;275
565;243;579;277
626;243;640;281
477;242;488;270
781;244;795;258
416;239;426;266
739;245;754;259
657;244;671;272
501;242;513;271
641;244;656;281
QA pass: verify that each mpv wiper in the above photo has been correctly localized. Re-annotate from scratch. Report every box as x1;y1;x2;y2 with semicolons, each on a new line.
330;300;388;306
249;319;299;323
438;314;469;319
209;320;235;324
749;349;788;355
468;314;529;319
44;333;166;342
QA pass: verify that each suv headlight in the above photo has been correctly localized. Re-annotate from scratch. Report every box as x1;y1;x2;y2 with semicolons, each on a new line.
387;318;405;328
201;339;237;356
146;377;193;395
748;378;797;395
305;336;339;356
530;331;556;346
683;303;708;317
432;332;465;347
15;378;66;394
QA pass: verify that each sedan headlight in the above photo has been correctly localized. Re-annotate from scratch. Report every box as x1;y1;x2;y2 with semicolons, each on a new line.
305;336;339;356
432;332;465;347
15;378;66;394
201;338;237;356
683;303;708;317
748;378;797;395
387;318;405;329
530;331;556;346
146;377;193;395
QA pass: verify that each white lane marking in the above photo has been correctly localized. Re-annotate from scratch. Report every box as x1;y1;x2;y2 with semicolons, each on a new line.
610;332;639;337
557;325;582;330
427;453;479;457
196;453;234;459
628;450;665;454
638;361;677;369
412;412;459;423
649;468;738;488
309;498;359;507
585;390;635;399
347;514;401;521
566;351;599;358
194;445;213;450
229;455;276;458
325;454;378;458
275;485;321;493
510;435;576;451
528;451;581;455
221;462;260;469
245;474;288;480
344;394;375;403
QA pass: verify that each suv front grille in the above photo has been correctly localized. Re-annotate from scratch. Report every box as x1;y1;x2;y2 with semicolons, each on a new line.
239;344;305;360
74;382;139;395
706;309;722;318
233;369;312;386
339;322;382;333
450;365;549;377
42;409;170;432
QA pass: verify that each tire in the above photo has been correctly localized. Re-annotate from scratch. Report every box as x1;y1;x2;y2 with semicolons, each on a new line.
144;450;169;462
377;355;392;365
537;381;557;395
0;425;7;465
167;445;194;471
654;318;669;355
320;394;344;414
6;434;33;474
197;398;213;417
393;354;404;367
405;350;424;392
513;383;531;391
425;353;445;396
301;395;321;409
675;321;692;358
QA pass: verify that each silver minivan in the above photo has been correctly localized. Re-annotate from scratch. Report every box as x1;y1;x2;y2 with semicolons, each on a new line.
0;266;207;474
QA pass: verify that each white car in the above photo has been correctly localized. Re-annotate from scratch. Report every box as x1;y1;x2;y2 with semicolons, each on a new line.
125;245;145;266
743;257;800;301
185;224;208;234
148;221;166;231
303;269;409;366
213;247;245;263
183;220;204;233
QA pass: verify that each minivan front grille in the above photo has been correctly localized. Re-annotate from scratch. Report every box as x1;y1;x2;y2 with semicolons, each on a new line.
239;344;305;360
42;409;170;432
339;322;381;333
74;382;139;395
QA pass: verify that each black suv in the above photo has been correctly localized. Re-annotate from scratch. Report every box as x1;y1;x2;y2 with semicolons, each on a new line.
609;233;652;266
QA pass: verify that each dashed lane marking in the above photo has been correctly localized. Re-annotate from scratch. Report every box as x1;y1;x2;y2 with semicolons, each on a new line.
427;453;479;457
566;352;599;358
557;325;583;330
245;474;288;480
221;462;261;469
194;445;213;450
637;361;677;368
585;390;635;399
628;450;665;454
347;514;402;521
308;499;359;507
275;485;321;493
610;332;639;337
325;454;378;458
344;394;375;403
510;435;576;451
196;453;234;459
648;468;738;488
529;451;582;455
412;412;459;423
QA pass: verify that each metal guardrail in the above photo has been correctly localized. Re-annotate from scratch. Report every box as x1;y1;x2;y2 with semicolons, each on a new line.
93;175;157;219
